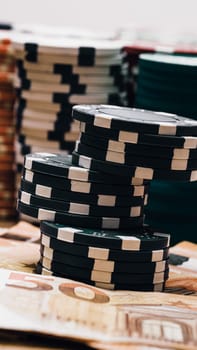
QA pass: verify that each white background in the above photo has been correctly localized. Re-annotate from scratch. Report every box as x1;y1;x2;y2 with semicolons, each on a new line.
1;0;197;34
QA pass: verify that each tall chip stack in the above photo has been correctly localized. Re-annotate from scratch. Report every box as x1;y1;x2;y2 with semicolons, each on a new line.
0;33;16;219
17;105;197;291
135;54;197;244
10;30;127;194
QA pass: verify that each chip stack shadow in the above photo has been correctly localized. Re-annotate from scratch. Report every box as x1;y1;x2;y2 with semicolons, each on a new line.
16;104;197;290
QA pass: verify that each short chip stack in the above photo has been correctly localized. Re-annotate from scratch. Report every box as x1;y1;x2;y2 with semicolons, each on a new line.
135;54;197;244
122;38;197;107
0;34;16;218
10;30;127;187
17;104;197;290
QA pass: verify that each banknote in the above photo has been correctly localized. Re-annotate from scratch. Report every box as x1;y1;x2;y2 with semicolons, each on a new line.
0;269;196;350
0;221;40;242
0;237;40;273
166;241;197;295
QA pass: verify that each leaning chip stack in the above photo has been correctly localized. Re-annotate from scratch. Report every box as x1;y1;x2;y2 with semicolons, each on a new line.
135;54;197;244
10;30;127;192
17;149;170;291
17;104;197;290
0;33;16;218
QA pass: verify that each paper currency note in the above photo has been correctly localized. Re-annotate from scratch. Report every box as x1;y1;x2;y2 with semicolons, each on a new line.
0;237;40;273
0;269;197;350
166;241;197;295
0;221;40;242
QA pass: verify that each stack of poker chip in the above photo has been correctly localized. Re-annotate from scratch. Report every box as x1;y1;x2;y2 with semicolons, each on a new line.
11;31;127;188
17;150;169;291
0;35;16;218
17;104;197;290
135;54;197;244
122;40;197;107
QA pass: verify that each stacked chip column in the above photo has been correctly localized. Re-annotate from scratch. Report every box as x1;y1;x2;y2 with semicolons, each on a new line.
0;35;16;219
135;53;197;244
11;30;128;199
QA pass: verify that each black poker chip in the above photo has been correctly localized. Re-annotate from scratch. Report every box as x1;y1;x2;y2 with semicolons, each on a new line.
20;178;146;207
80;121;197;149
40;244;169;274
36;263;166;291
75;141;197;171
39;255;169;284
22;167;147;196
40;221;170;251
72;104;197;136
72;151;197;182
17;201;144;230
19;190;144;218
23;153;147;185
41;232;170;262
79;132;197;159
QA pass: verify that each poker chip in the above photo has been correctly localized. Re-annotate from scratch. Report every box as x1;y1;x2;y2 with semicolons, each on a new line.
20;178;145;207
72;151;197;182
79;131;197;156
19;60;125;75
23;153;146;185
21;170;146;196
40;245;169;274
36;263;166;291
39;254;169;284
17;201;144;229
75;141;197;170
72;104;197;136
40;232;169;262
40;221;170;251
19;190;143;217
12;31;124;56
79;121;197;149
20;77;120;94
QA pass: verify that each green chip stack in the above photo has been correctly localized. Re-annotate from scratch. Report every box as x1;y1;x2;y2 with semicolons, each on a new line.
135;54;197;244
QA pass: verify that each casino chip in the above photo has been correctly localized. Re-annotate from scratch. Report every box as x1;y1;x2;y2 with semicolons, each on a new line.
72;105;197;136
40;221;170;251
23;152;146;185
36;263;166;291
40;245;169;273
20;178;145;207
40;233;169;262
19;190;144;217
39;255;169;284
17;200;144;229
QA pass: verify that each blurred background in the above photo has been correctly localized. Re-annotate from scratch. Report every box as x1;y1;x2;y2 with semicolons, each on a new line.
1;0;197;34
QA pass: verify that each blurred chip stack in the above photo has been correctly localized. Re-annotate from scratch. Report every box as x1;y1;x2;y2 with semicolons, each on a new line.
120;26;197;107
10;28;128;193
135;54;197;244
0;33;16;219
